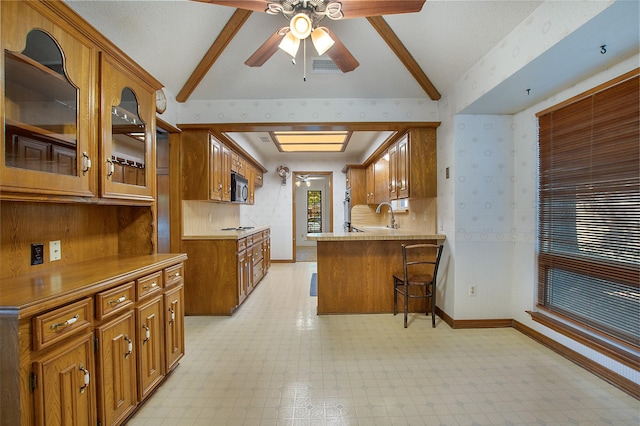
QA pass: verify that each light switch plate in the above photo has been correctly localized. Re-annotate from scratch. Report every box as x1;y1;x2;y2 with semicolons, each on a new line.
50;240;61;261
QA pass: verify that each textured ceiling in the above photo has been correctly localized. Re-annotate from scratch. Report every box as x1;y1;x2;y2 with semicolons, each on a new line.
66;0;542;101
65;1;638;162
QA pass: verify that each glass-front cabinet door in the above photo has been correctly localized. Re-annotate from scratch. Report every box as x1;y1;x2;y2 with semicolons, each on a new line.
1;3;95;197
100;53;155;201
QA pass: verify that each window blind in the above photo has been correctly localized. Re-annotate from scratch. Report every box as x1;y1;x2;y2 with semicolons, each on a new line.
537;73;639;347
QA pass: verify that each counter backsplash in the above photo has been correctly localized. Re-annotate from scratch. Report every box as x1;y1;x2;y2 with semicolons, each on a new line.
182;200;240;235
351;198;437;233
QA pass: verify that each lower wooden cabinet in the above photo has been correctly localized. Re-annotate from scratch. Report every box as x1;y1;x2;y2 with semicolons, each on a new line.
32;332;97;426
237;246;249;305
0;255;186;426
136;294;165;401
183;228;270;315
96;311;137;426
164;284;185;372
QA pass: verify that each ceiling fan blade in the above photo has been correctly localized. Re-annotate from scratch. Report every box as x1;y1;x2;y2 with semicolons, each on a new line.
323;28;359;72
339;0;426;18
190;0;270;13
245;28;287;67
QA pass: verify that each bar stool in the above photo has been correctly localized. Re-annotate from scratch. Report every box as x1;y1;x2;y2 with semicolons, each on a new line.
393;243;444;328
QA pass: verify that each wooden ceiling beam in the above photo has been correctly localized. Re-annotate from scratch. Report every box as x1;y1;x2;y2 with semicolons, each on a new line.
366;16;441;101
176;9;252;102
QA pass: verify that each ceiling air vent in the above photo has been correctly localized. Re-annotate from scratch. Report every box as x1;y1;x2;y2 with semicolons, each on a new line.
312;58;341;74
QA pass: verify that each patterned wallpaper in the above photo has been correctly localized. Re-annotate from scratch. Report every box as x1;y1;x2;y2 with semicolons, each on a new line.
179;98;439;125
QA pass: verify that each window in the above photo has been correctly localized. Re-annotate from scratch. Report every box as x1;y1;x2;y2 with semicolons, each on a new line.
536;72;639;349
307;190;322;233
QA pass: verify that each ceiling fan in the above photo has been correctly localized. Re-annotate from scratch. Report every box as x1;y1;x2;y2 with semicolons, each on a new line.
192;0;426;73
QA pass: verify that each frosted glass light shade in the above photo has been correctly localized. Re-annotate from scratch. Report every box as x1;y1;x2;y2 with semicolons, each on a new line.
278;31;300;58
311;27;334;55
290;13;312;39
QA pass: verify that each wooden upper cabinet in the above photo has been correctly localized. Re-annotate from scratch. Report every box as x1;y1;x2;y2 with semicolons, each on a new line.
388;143;398;200
374;154;390;204
1;1;96;197
346;167;366;206
396;135;409;199
209;136;223;201
100;53;155;202
385;128;437;200
402;128;437;199
366;162;375;204
221;143;232;202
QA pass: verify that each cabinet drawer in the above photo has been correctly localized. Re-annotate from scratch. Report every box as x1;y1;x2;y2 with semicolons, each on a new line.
33;297;93;351
237;238;247;252
252;243;263;262
137;271;163;299
164;263;184;288
96;282;135;320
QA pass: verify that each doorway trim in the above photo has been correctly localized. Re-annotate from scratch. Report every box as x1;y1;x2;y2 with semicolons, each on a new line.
291;171;333;262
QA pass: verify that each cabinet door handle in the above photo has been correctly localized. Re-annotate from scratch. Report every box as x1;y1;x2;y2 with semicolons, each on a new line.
124;335;133;359
79;364;90;394
168;307;175;324
50;314;79;330
106;158;115;177
174;272;181;277
142;324;150;343
143;282;158;290
82;152;91;175
108;295;127;305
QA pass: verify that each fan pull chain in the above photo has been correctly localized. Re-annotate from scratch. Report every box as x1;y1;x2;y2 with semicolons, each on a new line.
303;38;307;82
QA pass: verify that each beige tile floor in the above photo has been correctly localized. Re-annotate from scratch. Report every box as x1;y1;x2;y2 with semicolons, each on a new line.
296;246;317;262
127;263;639;425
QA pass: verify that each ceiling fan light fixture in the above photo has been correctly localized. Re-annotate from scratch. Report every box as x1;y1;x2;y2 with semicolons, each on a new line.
311;27;334;56
290;12;312;39
278;31;300;58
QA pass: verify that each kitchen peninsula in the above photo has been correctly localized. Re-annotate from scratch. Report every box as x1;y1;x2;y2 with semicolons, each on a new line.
307;228;445;314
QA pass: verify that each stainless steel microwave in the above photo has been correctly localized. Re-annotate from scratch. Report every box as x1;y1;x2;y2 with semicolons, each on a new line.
231;173;248;203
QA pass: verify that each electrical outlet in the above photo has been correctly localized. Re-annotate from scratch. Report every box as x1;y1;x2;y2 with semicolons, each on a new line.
31;243;44;265
50;240;61;261
468;285;477;296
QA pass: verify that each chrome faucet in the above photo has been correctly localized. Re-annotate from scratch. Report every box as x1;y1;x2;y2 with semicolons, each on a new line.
376;202;398;229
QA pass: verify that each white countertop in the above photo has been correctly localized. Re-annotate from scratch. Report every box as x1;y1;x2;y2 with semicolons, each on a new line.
307;226;445;241
182;225;270;240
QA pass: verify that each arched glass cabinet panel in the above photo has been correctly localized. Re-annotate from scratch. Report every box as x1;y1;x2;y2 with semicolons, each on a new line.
100;52;154;201
109;88;146;187
4;29;79;176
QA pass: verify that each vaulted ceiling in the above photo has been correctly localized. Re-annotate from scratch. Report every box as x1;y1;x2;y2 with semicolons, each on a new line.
65;1;638;161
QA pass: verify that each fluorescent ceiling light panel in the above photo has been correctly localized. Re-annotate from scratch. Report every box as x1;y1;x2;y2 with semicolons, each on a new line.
271;131;350;152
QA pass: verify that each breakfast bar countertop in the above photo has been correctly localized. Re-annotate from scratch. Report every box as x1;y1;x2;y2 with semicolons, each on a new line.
307;227;445;242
